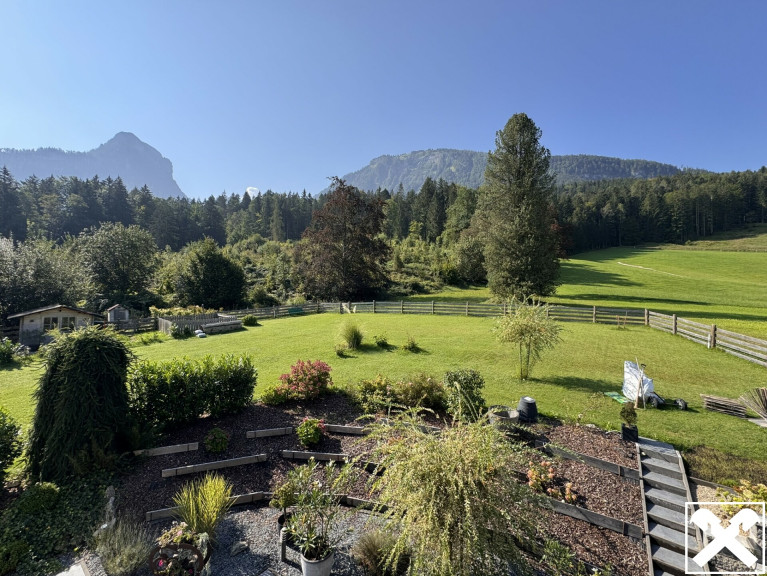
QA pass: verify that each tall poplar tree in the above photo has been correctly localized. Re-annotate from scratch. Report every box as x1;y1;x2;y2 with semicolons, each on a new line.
473;113;560;298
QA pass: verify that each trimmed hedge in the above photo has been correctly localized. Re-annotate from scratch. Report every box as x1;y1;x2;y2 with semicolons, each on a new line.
128;354;256;432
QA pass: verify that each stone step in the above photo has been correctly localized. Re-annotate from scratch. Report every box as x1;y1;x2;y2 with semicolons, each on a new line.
641;456;683;479
638;438;678;463
648;521;698;553
642;470;687;496
646;502;687;533
645;486;688;513
651;543;688;575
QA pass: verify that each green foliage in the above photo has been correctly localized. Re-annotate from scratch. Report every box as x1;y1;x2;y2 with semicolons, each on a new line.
368;414;540;576
0;478;104;575
373;333;389;348
204;428;229;453
717;479;767;516
339;320;364;350
269;473;299;515
400;335;419;352
495;298;562;380
172;472;233;546
474;113;560;298
274;359;332;402
27;327;134;482
541;539;577;576
128;353;256;433
0;339;15;366
351;528;410;576
149;305;216;317
0;407;21;484
241;314;259;327
296;417;325;447
169;322;194;339
443;369;486;422
356;374;446;413
95;519;153;576
620;403;638;427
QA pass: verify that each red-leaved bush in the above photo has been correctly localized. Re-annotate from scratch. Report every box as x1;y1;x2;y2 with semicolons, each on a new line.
275;360;333;401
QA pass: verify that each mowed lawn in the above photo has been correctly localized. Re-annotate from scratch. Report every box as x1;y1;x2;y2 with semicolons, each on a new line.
2;313;765;462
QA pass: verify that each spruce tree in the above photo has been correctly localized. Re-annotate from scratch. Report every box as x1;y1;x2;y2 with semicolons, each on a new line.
473;113;560;298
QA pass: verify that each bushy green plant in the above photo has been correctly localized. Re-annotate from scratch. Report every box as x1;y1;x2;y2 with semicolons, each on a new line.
296;417;325;447
259;385;290;406
169;322;194;339
205;354;257;417
443;369;486;422
173;473;233;546
339;320;364;350
204;428;229;453
541;539;577;576
241;314;259;327
717;479;767;516
400;335;419;352
0;339;15;366
373;334;389;348
620;403;638;427
352;528;410;576
0;408;21;485
367;414;541;576
274;359;332;402
28;326;134;482
95;519;153;576
357;375;396;413
356;374;446;413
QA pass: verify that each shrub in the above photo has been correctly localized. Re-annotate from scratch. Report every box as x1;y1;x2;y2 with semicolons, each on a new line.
259;385;290;406
373;334;389;348
173;472;233;546
274;360;332;402
95;519;153;576
352;528;410;576
204;428;229;453
205;354;257;417
620;403;638;427
357;374;446;413
443;369;486;422
169;322;194;339
335;343;347;357
340;320;364;350
0;339;15;366
296;417;325;447
400;335;419;352
717;479;767;516
241;314;259;327
357;375;396;413
0;408;21;485
27;326;134;482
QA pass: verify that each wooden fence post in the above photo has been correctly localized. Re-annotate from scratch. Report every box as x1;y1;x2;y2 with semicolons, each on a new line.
339;302;343;314
400;301;404;314
503;302;507;315
709;324;717;349
466;302;469;316
644;309;649;326
592;306;597;323
273;306;277;319
373;300;376;314
672;314;677;335
431;301;435;315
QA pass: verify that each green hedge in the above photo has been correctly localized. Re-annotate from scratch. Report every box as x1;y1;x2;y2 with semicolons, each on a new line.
128;354;256;432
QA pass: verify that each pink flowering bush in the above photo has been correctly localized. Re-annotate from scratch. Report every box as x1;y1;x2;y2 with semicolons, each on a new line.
273;360;333;403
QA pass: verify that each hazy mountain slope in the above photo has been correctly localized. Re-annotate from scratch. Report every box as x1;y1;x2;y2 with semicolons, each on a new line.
341;149;682;192
0;132;185;198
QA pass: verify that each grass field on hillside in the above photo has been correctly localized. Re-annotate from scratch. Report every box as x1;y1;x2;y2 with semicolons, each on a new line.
2;313;765;467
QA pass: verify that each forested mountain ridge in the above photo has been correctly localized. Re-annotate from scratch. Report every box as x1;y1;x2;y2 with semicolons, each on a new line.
0;132;185;199
340;149;683;192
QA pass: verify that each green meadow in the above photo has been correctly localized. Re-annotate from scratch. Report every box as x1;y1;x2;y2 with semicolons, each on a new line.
3;313;764;467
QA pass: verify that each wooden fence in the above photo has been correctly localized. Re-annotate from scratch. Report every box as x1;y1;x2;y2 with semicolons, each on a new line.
104;318;156;334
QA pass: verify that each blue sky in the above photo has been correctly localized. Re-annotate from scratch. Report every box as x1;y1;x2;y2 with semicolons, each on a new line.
2;1;765;199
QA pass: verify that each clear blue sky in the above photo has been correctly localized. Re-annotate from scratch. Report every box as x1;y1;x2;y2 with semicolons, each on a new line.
2;1;765;199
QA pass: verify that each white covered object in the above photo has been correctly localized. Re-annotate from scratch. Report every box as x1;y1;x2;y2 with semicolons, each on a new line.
622;361;654;401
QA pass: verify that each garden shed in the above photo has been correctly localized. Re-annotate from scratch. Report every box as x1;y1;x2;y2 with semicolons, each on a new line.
7;304;101;348
106;304;129;323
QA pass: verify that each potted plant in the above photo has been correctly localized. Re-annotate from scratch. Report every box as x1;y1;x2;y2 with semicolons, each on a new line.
148;521;210;576
286;458;353;576
620;403;639;442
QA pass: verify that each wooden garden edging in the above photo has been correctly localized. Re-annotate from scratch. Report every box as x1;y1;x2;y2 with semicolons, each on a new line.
146;491;269;521
161;454;267;478
325;424;367;435
134;442;198;457
281;450;348;462
535;441;640;481
544;498;643;540
246;427;293;439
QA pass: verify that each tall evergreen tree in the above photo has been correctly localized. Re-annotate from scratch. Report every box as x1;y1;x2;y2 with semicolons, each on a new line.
473;113;560;298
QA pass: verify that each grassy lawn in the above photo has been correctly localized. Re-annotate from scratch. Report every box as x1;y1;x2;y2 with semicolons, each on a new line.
3;313;764;468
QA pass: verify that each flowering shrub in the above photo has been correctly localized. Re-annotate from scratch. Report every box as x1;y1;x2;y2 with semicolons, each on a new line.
152;521;207;576
275;360;332;402
356;373;446;413
527;459;577;504
296;417;326;447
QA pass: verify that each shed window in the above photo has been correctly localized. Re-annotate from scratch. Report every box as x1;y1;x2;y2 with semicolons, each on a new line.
43;317;59;331
61;317;76;330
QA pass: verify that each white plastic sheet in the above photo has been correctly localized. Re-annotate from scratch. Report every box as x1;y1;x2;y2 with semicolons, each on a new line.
622;360;654;402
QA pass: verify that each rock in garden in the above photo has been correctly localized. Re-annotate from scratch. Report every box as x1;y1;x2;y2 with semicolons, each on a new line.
230;540;249;556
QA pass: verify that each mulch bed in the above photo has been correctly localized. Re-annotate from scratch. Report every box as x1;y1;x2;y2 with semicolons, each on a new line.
113;397;647;575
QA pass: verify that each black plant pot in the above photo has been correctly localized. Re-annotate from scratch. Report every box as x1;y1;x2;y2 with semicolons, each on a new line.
621;423;639;443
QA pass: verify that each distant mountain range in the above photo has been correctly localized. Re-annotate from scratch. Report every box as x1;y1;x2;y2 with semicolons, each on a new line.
340;149;683;192
0;132;185;199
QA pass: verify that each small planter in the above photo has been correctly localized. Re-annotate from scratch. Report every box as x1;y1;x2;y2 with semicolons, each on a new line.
148;542;210;575
621;423;639;443
488;406;519;431
300;550;335;576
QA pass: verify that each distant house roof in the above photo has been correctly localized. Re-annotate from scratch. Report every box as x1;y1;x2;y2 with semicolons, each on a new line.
7;304;102;320
107;304;126;311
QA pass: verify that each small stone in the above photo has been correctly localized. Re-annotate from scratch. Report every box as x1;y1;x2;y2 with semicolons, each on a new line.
230;540;248;556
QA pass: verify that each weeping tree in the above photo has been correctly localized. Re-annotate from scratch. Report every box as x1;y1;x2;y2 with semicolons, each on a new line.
495;298;562;380
27;326;135;482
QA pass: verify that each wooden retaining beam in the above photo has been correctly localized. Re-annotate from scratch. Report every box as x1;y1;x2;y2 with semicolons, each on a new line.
161;454;267;478
545;498;643;540
134;442;198;457
246;427;293;439
536;441;640;481
281;450;348;462
324;424;367;435
146;491;268;521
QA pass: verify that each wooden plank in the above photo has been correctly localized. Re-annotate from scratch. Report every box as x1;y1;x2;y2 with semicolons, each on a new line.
719;346;767;368
134;442;198;457
545;498;642;538
281;450;349;461
161;454;267;478
700;394;747;417
537;443;640;480
716;328;767;346
324;424;367;435
246;427;293;439
146;492;268;521
716;335;767;357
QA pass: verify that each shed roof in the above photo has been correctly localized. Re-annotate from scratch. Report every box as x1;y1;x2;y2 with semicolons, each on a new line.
7;304;102;320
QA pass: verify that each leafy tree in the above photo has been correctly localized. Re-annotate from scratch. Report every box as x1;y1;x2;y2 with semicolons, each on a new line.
297;177;390;300
0;167;27;241
474;113;560;298
495;298;562;380
173;237;245;309
27;327;135;481
75;222;159;299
